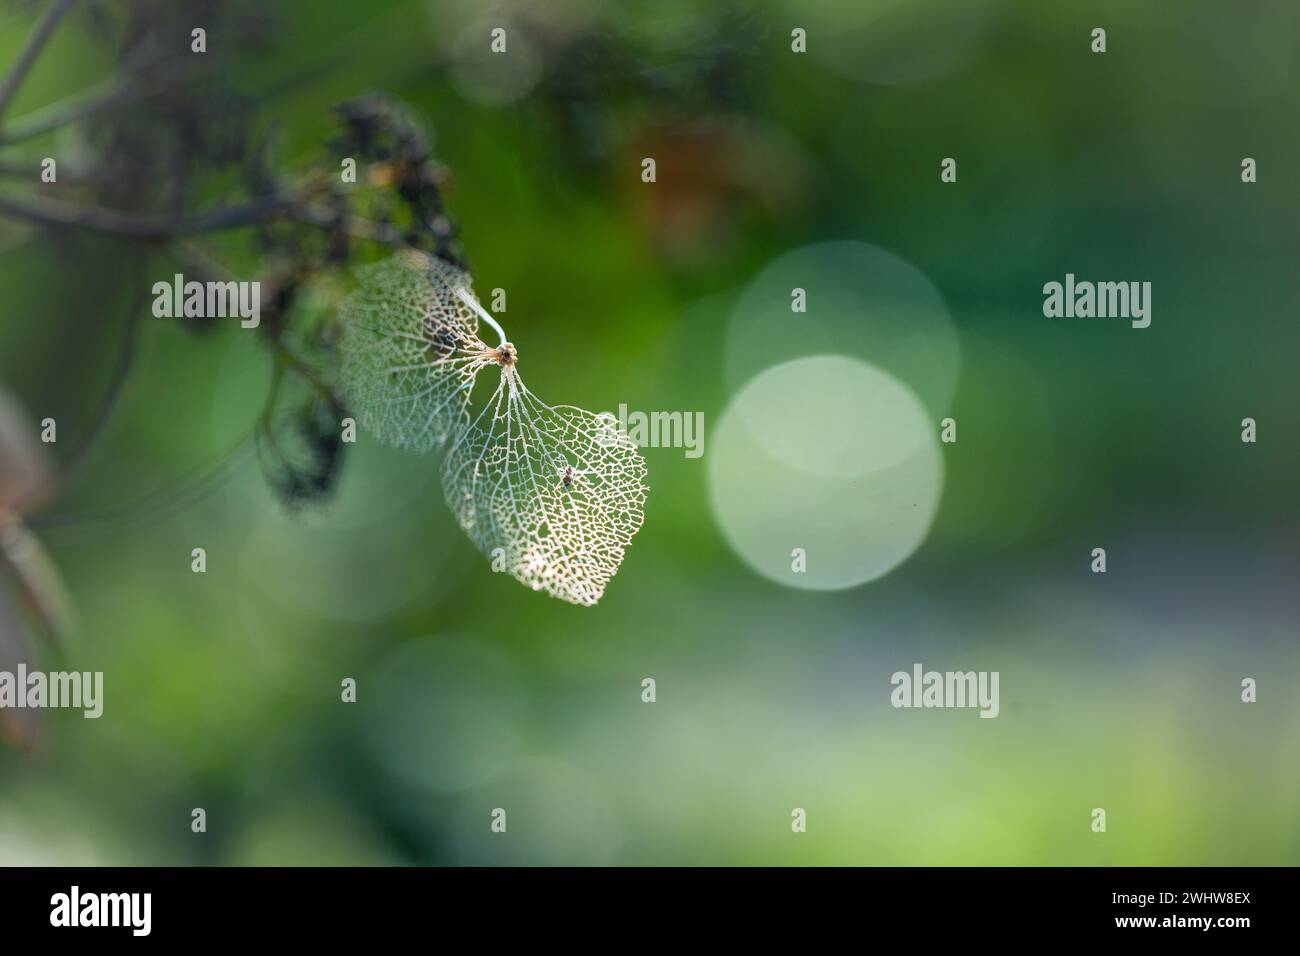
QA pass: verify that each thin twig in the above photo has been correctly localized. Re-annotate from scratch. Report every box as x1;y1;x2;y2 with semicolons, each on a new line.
0;190;301;238
29;436;259;534
0;156;104;185
171;238;239;283
0;190;406;244
0;157;46;177
54;253;149;484
0;0;78;123
0;76;131;146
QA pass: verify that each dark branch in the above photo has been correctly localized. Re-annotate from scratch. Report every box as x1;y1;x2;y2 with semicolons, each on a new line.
0;76;132;146
0;0;78;123
0;191;302;238
0;191;406;244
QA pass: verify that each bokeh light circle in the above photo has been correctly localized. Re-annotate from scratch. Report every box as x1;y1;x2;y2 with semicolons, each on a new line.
725;241;959;418
448;17;544;106
709;356;942;591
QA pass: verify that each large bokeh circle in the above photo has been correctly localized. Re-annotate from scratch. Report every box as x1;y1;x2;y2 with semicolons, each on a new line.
709;356;943;591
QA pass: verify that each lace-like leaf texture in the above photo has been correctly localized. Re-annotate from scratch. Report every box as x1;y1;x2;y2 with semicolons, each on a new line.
340;251;646;606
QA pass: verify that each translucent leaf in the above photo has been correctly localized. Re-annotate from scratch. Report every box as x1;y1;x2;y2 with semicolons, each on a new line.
443;374;647;607
339;251;497;452
338;251;648;605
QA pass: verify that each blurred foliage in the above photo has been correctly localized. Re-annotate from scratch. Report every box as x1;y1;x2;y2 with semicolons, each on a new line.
0;0;1296;864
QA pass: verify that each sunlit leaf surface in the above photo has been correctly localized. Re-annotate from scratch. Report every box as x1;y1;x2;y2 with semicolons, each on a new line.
340;252;646;605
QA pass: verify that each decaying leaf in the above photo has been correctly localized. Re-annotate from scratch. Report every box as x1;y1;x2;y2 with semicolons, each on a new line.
339;252;647;605
443;373;647;607
338;251;495;453
257;377;349;508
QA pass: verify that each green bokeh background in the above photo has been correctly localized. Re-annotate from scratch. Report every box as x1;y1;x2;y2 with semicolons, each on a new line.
1;0;1297;865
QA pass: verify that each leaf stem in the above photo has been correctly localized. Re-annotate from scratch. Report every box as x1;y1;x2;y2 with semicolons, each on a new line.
457;287;506;345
